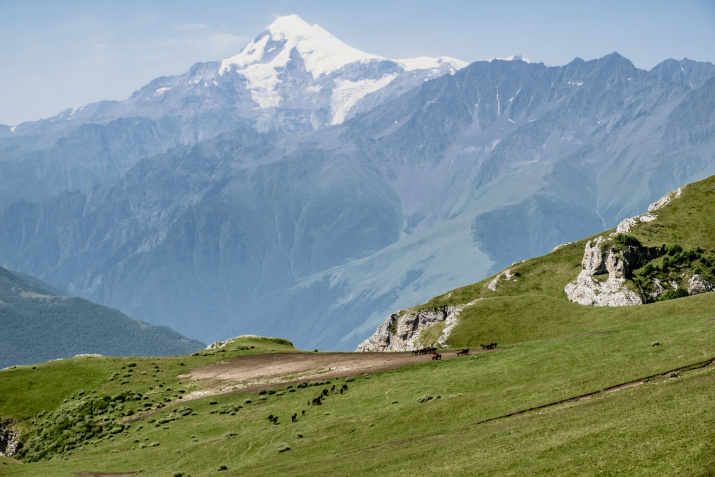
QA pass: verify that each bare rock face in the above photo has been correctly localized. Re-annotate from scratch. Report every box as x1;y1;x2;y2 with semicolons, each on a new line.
0;420;21;457
615;214;657;234
648;186;684;212
565;236;647;306
357;305;463;352
688;275;714;295
488;269;515;291
581;237;608;275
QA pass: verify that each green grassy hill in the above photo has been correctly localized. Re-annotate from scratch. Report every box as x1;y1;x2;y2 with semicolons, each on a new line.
1;177;714;475
0;266;205;369
408;174;715;349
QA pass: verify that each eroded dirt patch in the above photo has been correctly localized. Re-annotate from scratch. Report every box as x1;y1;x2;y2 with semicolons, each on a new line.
180;350;492;399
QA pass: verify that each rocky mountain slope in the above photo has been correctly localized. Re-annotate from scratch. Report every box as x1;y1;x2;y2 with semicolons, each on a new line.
359;175;715;351
0;266;204;369
0;15;464;206
1;18;714;351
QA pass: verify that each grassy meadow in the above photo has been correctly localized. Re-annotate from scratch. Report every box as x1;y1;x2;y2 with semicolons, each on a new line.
1;306;713;476
2;177;715;475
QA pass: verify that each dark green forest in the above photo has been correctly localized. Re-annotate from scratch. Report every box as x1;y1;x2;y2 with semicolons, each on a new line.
0;266;204;369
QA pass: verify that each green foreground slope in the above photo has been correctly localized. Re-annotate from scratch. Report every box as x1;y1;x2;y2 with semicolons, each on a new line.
2;177;715;475
1;312;713;476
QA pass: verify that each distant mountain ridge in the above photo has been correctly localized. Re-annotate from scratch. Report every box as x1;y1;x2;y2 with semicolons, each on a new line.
0;265;205;369
0;15;465;206
0;16;714;352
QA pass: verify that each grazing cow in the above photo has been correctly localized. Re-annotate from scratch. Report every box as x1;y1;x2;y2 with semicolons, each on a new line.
431;353;442;360
301;410;306;416
272;416;278;424
331;384;335;393
267;414;274;421
340;384;348;394
291;413;297;422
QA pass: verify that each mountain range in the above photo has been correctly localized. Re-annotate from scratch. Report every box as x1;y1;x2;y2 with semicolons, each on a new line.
1;15;714;351
0;265;204;369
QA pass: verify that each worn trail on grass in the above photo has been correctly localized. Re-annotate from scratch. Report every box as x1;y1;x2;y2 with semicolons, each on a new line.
473;357;715;425
337;357;715;458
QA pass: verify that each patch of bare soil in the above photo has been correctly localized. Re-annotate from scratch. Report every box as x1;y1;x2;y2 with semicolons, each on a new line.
180;349;493;399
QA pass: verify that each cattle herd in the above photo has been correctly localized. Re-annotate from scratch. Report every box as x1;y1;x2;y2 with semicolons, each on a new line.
265;343;499;425
268;384;349;425
411;343;498;360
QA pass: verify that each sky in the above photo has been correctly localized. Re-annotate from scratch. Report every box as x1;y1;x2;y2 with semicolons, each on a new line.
1;0;714;125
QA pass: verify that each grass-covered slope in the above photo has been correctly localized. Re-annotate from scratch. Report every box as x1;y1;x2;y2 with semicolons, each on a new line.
406;174;715;348
0;314;712;475
0;266;205;369
1;177;714;475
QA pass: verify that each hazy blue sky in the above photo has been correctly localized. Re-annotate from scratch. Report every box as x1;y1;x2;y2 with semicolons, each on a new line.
1;0;714;125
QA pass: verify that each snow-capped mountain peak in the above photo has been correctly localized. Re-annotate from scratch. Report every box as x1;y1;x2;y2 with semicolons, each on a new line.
219;14;381;79
217;15;466;120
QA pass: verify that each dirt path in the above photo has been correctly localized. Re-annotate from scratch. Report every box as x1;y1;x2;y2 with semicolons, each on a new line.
179;349;492;399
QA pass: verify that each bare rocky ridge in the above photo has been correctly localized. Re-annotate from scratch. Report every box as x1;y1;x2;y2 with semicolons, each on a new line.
356;305;467;352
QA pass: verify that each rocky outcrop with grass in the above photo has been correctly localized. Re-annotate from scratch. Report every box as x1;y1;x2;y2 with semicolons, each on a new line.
356;306;464;352
0;419;21;457
564;184;715;306
565;235;663;306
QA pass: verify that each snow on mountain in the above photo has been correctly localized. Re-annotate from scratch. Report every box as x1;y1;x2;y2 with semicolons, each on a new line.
218;14;467;123
492;54;533;63
0;14;468;205
220;14;382;80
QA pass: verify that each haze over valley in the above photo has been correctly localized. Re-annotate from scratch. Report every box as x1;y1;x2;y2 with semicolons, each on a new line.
1;14;714;352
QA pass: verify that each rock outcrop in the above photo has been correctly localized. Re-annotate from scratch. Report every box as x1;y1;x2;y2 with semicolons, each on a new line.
565;236;662;306
357;305;465;352
488;269;516;291
648;187;684;212
615;214;657;234
0;420;21;457
688;274;714;295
